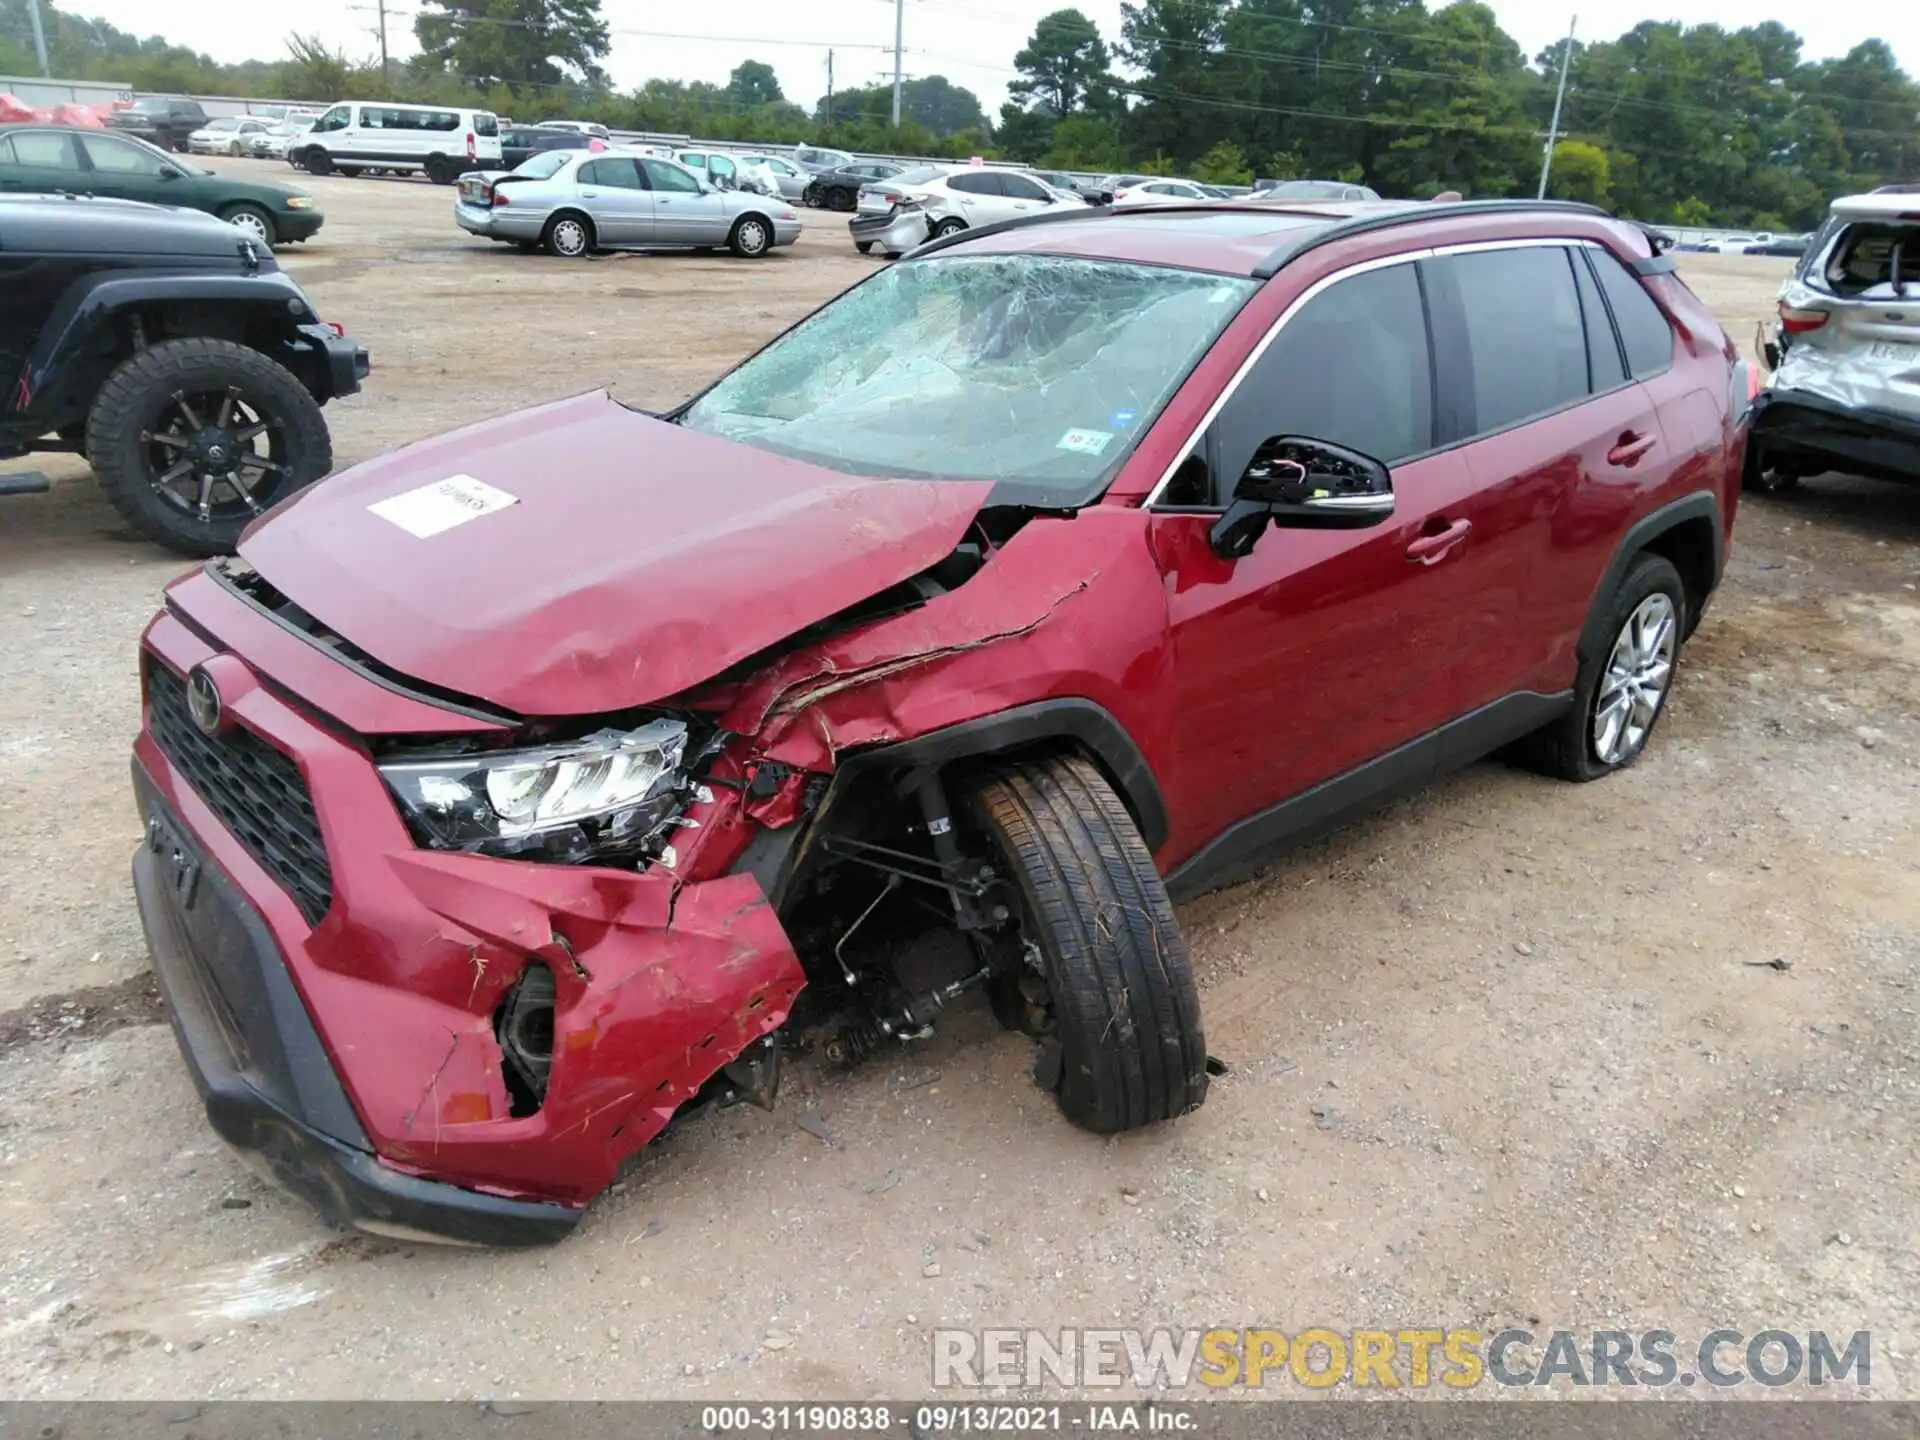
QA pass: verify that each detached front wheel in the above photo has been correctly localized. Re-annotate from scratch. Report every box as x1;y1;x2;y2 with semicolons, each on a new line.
85;338;332;557
969;755;1210;1134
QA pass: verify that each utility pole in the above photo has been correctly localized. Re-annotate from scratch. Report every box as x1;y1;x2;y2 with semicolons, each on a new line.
376;0;391;86
825;49;834;136
1537;13;1577;200
26;0;50;77
890;0;904;128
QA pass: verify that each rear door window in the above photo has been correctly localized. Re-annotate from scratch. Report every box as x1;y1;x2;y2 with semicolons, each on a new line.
1589;250;1676;377
641;158;701;194
948;171;1003;196
580;158;643;189
1818;222;1920;296
1440;246;1591;436
473;113;499;137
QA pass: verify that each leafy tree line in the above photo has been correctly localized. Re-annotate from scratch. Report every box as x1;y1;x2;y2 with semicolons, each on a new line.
2;0;1913;227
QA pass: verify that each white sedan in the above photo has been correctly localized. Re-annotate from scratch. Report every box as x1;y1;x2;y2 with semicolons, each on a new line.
1111;178;1215;206
187;116;274;157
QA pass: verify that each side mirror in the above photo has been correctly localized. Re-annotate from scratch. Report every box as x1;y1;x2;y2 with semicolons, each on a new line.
1209;435;1395;559
158;167;182;182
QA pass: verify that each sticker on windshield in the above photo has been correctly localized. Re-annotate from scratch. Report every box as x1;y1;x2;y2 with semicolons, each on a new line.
1057;427;1114;456
369;475;519;538
1109;409;1138;429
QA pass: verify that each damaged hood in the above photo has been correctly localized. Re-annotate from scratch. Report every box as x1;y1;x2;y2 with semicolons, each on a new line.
239;391;995;716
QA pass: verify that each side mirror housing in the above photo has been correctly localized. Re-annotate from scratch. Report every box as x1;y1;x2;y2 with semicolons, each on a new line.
1209;435;1395;559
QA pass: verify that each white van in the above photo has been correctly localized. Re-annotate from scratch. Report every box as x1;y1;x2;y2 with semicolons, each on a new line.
292;102;503;184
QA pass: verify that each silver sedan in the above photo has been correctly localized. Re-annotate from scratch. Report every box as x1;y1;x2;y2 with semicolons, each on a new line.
454;150;803;258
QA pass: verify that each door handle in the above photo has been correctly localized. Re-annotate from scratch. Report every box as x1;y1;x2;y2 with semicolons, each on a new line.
581;189;601;198
1406;518;1472;563
1607;430;1659;467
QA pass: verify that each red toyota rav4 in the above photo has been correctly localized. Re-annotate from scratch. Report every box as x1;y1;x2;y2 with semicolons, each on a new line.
132;199;1750;1243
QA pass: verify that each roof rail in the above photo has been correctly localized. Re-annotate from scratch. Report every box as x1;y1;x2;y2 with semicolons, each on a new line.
896;195;1616;275
1249;198;1611;278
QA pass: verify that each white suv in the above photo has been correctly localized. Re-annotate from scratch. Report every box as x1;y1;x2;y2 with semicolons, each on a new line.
848;165;1074;257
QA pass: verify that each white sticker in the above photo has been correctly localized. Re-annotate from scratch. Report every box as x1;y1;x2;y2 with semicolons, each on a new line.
1057;427;1114;456
368;475;518;538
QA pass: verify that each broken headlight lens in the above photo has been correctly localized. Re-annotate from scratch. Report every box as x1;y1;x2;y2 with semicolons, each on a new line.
380;719;691;864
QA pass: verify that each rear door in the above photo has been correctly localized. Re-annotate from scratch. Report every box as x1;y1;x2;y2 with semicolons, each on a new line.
944;169;1012;225
1422;241;1672;707
575;157;652;243
75;132;187;209
0;129;84;196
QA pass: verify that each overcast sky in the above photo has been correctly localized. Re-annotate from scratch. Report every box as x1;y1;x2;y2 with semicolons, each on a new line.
58;0;1920;112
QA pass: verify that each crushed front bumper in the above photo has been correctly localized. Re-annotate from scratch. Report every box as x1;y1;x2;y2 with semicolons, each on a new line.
131;583;807;1243
1749;387;1920;486
132;775;579;1246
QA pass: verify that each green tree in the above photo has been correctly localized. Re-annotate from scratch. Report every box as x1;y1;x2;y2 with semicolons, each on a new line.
1544;138;1611;206
1009;8;1114;116
412;0;611;94
725;60;783;109
1041;114;1126;170
1116;0;1232;165
1190;139;1251;184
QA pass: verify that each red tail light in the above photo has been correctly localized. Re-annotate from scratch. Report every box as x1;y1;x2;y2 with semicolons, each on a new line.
491;186;510;207
465;131;477;160
325;320;346;338
1778;301;1829;333
878;191;902;206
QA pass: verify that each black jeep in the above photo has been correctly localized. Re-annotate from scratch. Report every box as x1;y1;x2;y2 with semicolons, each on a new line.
0;192;368;555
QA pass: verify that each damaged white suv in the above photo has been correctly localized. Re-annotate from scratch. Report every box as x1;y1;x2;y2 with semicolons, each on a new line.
1749;189;1920;492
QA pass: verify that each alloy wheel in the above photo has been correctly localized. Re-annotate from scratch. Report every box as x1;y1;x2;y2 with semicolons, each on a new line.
1592;592;1677;766
140;386;288;523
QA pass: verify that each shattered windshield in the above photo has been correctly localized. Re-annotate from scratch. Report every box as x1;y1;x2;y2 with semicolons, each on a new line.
678;255;1255;502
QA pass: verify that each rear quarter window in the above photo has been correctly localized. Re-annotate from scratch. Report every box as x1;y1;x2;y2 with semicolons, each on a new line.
1590;250;1676;377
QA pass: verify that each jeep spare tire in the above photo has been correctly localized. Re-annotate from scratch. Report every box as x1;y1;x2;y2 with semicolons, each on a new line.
970;754;1210;1133
85;338;333;558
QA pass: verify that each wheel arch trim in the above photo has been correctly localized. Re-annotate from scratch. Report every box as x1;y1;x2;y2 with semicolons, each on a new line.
1577;490;1723;662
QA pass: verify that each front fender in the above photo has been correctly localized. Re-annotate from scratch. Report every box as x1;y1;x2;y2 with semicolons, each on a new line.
19;270;323;420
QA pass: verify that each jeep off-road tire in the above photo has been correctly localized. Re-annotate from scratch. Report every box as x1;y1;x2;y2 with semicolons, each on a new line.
969;755;1209;1134
86;338;331;558
1511;552;1687;783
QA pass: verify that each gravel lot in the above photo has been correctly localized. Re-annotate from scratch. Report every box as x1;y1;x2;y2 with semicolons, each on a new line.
1;163;1916;1400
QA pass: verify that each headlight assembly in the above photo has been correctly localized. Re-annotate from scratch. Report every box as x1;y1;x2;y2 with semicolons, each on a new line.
380;719;693;864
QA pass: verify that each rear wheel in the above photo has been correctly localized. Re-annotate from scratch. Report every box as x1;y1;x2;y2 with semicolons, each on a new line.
1744;441;1802;494
302;149;332;176
729;215;773;258
543;210;594;258
828;187;856;212
931;217;967;239
85;338;331;558
968;755;1210;1134
855;240;874;254
1511;552;1686;782
425;155;459;185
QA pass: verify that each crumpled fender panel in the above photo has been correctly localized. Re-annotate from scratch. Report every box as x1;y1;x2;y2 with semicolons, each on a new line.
700;505;1178;831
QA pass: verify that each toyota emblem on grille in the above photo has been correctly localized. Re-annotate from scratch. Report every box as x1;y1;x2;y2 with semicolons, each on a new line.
185;666;224;736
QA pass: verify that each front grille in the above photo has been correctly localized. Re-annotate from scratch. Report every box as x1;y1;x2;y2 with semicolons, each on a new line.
146;661;334;927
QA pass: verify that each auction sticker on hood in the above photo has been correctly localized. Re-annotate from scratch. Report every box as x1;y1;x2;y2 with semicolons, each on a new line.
369;475;519;538
1057;427;1114;456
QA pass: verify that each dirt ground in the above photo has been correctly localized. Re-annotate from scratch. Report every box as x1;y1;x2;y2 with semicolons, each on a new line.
1;163;1916;1401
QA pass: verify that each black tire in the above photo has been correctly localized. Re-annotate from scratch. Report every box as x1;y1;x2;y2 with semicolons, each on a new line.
855;240;874;254
1511;552;1687;783
543;210;594;258
828;186;855;212
969;755;1209;1134
931;217;967;238
1743;441;1802;494
220;203;277;248
302;149;332;176
85;338;331;558
425;155;458;185
729;215;773;258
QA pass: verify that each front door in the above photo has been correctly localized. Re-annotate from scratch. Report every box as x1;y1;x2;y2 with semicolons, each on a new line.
1147;258;1486;869
642;158;727;246
75;132;189;208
